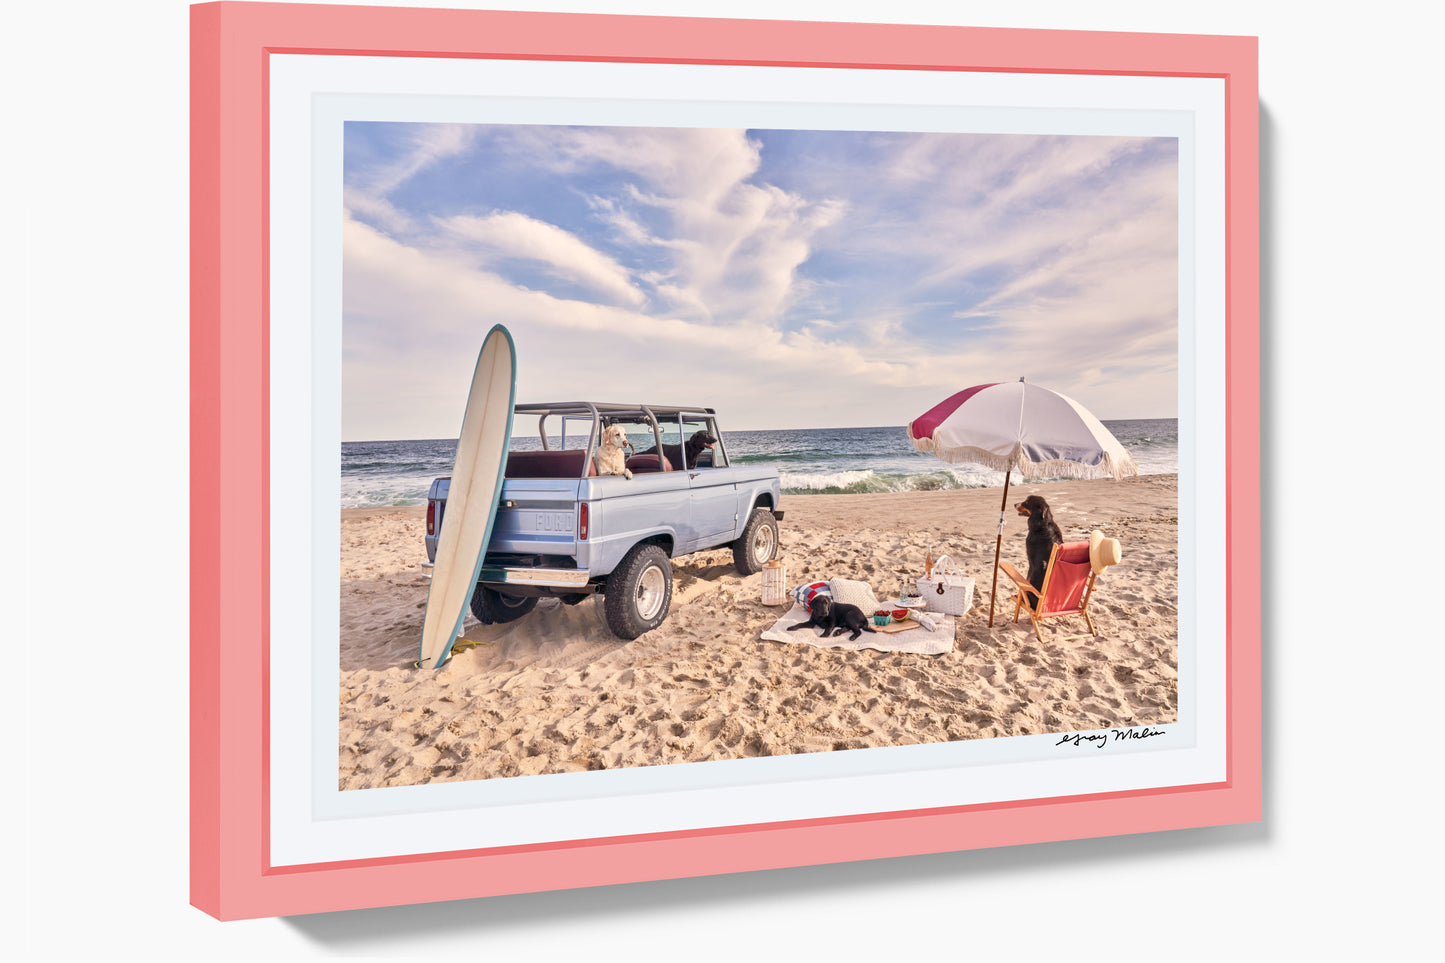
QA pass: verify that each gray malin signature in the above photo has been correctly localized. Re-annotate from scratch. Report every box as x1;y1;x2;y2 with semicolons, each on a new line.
1055;727;1167;749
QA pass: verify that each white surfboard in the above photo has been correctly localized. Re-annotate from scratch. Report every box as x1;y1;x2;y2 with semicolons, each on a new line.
418;325;516;669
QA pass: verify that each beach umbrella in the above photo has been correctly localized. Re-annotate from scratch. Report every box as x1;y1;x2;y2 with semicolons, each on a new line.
906;378;1138;626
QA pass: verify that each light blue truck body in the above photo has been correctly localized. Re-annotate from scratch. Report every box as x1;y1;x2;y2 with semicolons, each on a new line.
424;403;782;636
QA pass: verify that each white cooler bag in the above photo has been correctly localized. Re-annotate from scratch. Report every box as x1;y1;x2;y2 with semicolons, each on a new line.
917;555;974;616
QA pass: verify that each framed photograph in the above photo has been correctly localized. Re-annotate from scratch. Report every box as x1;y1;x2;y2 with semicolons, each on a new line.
191;2;1259;920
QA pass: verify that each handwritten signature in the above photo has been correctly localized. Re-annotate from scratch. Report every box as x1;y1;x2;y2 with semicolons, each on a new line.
1055;727;1167;749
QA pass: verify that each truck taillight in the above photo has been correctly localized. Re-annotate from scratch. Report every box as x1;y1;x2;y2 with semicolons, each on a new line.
579;503;589;541
426;501;436;536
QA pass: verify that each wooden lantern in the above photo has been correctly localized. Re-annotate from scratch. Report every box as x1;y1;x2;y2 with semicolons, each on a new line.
761;558;788;605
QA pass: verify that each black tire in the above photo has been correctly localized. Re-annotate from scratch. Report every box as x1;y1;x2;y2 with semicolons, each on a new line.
603;544;673;640
732;508;779;575
469;585;538;625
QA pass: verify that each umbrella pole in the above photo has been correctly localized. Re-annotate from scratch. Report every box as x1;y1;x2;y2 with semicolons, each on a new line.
989;470;1012;627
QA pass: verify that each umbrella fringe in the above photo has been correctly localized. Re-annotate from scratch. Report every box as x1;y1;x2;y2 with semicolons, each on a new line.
913;442;1140;481
1018;454;1140;481
912;444;1018;474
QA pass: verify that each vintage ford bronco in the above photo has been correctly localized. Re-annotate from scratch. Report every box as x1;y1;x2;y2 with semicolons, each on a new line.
425;402;783;640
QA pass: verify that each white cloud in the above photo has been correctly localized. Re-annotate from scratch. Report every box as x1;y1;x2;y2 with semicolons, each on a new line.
587;195;662;248
434;211;647;308
503;127;847;325
356;123;475;197
526;126;763;202
342;124;480;238
340;216;951;436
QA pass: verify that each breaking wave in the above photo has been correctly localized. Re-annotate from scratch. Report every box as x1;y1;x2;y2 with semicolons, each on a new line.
780;469;992;495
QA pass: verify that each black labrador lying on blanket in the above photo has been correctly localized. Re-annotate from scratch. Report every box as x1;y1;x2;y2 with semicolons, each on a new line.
1015;494;1063;609
638;429;717;469
788;594;876;642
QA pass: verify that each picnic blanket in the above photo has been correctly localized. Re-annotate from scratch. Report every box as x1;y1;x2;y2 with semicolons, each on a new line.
761;603;956;655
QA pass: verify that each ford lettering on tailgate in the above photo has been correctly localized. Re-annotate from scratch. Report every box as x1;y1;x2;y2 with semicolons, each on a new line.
532;511;574;532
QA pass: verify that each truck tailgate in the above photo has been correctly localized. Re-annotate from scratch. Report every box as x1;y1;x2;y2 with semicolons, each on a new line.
489;478;584;556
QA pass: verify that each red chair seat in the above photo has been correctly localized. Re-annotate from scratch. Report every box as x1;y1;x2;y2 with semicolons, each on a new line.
1037;542;1091;615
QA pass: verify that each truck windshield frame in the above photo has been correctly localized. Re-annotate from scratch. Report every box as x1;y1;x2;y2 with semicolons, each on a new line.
516;402;723;478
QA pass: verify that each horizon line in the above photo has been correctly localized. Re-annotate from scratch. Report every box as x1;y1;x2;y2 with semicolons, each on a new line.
341;414;1179;445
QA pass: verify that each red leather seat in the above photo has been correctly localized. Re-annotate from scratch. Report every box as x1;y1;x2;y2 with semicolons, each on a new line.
504;450;596;479
625;454;672;473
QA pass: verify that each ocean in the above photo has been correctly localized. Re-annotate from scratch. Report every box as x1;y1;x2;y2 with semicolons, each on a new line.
340;419;1178;509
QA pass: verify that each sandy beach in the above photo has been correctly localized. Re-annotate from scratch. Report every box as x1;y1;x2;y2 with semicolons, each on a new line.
338;474;1177;790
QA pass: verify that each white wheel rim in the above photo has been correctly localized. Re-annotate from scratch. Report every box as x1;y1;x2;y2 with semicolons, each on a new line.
754;522;776;561
636;564;667;621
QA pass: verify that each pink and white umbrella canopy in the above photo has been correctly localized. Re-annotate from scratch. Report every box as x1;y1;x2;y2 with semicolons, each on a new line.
907;380;1138;481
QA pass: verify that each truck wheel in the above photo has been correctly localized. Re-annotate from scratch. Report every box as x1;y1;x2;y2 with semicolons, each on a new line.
470;585;538;625
603;544;673;640
732;508;779;576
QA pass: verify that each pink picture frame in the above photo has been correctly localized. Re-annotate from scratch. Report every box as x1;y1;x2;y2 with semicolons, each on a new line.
191;1;1259;920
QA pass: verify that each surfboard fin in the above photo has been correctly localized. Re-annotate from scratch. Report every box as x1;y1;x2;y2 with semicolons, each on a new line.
450;639;495;654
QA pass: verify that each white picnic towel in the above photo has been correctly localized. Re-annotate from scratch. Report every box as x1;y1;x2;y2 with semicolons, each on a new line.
761;603;955;655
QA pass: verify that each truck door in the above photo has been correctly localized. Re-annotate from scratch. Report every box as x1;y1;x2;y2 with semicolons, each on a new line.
682;416;738;548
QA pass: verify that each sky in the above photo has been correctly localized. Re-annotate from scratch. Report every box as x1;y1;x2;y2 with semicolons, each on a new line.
342;123;1178;440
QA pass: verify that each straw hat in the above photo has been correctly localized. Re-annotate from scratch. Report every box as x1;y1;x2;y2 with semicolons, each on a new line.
1088;530;1122;574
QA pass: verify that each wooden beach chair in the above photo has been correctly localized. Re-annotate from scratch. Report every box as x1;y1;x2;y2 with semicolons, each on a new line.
998;541;1100;642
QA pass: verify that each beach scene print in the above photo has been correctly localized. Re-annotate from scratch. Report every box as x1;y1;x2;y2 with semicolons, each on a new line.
338;122;1180;790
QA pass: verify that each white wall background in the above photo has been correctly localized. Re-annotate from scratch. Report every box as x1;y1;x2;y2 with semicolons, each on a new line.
13;0;1438;957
